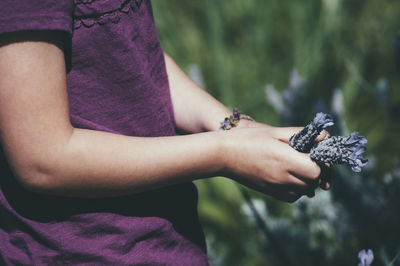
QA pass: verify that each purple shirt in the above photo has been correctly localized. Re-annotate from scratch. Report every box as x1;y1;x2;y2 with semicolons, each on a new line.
0;0;209;264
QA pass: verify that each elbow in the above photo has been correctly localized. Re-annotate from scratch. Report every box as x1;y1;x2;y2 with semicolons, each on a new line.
10;135;78;195
2;126;74;194
9;150;64;194
13;162;56;194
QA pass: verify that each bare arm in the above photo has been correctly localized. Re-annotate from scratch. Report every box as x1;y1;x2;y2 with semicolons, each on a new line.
164;52;231;132
164;52;330;191
0;32;321;201
0;32;223;197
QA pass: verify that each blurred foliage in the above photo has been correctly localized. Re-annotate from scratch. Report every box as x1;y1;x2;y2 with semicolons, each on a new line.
152;0;400;265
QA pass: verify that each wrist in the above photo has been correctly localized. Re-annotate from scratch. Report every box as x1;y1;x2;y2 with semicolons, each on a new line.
235;118;256;128
188;130;231;180
215;130;237;178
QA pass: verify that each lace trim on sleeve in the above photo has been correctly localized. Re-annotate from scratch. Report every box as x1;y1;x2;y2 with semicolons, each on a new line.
74;0;144;29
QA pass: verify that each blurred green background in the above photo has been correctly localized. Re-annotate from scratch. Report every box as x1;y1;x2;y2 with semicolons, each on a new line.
152;1;400;265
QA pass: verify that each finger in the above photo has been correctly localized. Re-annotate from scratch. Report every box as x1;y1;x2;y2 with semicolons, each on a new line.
274;174;317;199
287;178;317;197
322;182;330;190
315;130;330;142
285;173;311;187
289;172;319;189
291;186;316;198
271;140;321;181
284;150;321;181
266;184;304;203
274;192;302;203
319;164;332;190
306;190;315;198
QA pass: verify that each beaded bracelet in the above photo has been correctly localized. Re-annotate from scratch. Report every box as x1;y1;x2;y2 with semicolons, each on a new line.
219;108;255;131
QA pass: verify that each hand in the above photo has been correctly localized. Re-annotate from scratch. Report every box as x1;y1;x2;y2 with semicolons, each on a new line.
237;120;331;190
220;126;325;202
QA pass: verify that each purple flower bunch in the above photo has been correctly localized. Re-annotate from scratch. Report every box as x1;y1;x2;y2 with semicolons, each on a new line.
310;132;368;172
290;113;368;172
289;112;335;152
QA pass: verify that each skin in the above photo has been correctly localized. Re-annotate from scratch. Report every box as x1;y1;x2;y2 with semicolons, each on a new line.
0;31;328;201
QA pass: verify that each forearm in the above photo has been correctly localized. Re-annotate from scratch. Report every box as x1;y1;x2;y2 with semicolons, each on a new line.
164;52;231;132
18;128;224;197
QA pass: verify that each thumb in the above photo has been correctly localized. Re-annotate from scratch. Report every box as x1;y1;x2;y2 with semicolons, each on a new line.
315;130;330;142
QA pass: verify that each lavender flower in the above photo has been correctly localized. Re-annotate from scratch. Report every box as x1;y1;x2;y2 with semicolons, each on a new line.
310;132;368;172
265;84;284;113
358;249;374;266
331;88;344;116
187;64;205;88
289;112;334;152
288;68;304;91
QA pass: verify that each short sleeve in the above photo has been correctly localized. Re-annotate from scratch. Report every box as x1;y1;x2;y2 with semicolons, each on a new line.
0;1;75;72
0;1;74;36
